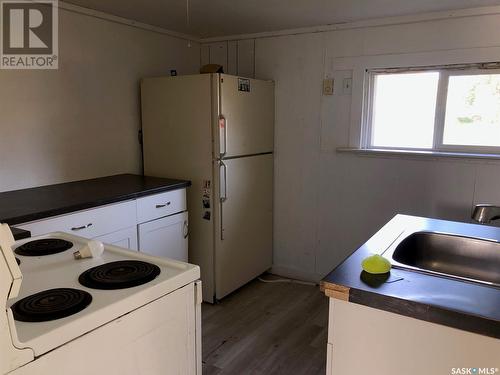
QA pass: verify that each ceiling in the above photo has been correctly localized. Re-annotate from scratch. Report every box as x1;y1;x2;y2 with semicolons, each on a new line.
64;0;500;38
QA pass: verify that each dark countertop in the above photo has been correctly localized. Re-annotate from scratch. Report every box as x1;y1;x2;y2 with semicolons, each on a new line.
321;214;500;339
10;227;31;240
0;174;191;225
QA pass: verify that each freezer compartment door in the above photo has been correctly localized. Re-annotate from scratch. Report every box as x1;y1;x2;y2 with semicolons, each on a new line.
215;154;273;299
218;74;274;158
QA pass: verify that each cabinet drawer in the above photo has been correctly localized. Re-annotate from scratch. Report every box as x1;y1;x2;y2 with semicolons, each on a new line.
18;201;137;238
136;189;186;223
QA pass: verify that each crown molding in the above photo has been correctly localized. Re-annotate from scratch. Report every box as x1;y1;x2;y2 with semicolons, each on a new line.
59;1;202;43
200;5;500;43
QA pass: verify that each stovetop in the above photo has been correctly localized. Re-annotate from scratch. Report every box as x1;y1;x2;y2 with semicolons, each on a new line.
7;232;200;356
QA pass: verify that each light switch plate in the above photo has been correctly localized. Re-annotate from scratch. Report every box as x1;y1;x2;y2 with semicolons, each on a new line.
343;78;353;95
323;78;334;95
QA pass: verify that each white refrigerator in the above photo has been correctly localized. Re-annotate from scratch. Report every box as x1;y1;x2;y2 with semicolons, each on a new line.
141;74;274;302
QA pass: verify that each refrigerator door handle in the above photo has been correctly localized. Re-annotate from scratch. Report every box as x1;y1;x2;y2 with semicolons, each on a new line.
219;114;227;157
219;161;227;202
219;161;227;241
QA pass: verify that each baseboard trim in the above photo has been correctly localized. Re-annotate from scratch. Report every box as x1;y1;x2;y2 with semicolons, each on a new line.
269;265;323;283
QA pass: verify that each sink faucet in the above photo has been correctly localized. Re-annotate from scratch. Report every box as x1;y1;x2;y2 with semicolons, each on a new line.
472;204;500;224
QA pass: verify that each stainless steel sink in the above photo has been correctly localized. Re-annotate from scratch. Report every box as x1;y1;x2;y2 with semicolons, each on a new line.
384;231;500;288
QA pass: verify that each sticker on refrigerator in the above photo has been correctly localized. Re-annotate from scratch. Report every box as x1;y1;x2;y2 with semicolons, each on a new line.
238;78;250;92
202;180;211;218
202;195;210;209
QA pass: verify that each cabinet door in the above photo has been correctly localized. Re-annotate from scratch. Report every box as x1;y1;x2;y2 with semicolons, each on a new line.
138;212;188;262
94;226;138;250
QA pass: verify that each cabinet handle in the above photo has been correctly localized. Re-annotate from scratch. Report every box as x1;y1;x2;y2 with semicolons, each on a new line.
183;220;189;239
156;202;171;208
71;223;93;231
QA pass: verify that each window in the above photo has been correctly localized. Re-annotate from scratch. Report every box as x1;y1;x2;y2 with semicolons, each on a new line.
443;74;500;147
364;64;500;154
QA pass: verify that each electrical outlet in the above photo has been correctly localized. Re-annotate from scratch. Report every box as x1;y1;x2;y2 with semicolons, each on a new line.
323;78;334;95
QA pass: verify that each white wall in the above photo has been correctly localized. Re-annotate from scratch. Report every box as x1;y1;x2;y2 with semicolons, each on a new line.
206;10;500;281
201;40;255;78
0;8;199;192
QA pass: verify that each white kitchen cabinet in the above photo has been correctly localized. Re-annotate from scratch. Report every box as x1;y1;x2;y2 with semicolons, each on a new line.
17;188;189;261
326;298;500;375
17;201;137;239
138;211;188;262
93;226;138;250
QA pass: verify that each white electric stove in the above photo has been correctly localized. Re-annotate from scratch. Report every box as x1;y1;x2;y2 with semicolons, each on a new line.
0;224;201;375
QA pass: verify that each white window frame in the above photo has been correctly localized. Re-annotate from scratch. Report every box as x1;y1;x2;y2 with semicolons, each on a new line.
362;63;500;155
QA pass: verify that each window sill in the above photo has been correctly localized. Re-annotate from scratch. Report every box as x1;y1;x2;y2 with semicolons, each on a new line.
336;147;500;161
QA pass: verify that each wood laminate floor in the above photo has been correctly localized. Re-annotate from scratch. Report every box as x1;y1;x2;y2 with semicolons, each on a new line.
202;276;328;375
